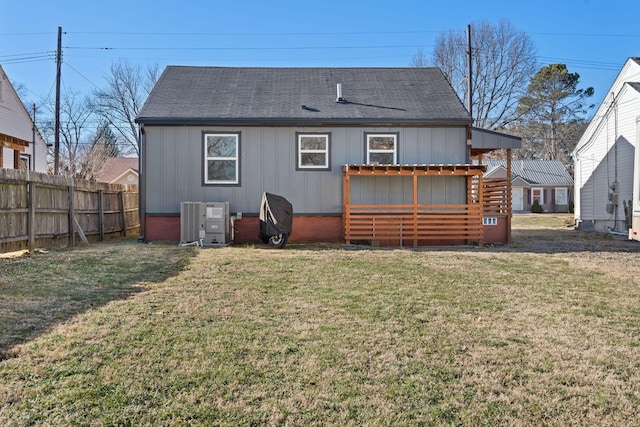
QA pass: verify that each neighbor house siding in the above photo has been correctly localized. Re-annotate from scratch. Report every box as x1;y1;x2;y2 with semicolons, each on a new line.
143;125;468;216
0;66;48;173
574;88;638;231
573;58;640;232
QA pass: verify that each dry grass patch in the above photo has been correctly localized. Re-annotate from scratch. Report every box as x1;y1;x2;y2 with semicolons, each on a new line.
1;221;640;425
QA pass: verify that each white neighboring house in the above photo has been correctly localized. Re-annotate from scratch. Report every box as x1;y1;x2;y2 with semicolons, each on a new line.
573;57;640;233
0;65;48;172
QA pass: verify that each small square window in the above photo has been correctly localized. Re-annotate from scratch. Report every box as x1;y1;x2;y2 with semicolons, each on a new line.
366;133;398;165
296;133;330;170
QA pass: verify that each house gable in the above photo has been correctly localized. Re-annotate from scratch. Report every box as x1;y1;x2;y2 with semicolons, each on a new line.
572;57;640;229
574;57;640;157
0;65;48;172
512;176;530;188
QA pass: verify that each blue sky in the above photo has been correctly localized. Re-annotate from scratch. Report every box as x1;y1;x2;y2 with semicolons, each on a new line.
1;0;639;113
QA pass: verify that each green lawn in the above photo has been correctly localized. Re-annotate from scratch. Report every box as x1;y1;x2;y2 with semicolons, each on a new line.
1;220;640;425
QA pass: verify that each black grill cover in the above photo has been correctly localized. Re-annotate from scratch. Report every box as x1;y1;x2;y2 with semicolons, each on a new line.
259;192;293;241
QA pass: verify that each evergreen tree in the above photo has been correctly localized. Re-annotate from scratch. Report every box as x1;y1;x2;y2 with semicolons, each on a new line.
516;64;594;163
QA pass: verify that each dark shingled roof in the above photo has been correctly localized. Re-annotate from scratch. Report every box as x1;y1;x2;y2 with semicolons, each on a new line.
137;66;471;125
95;157;139;183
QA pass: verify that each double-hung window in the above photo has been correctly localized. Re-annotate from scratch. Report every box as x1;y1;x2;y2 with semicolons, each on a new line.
204;132;240;185
555;187;568;205
366;133;398;164
531;187;544;205
297;133;330;170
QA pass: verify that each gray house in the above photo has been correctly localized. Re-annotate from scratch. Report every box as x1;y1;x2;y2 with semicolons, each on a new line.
484;160;574;212
136;66;520;245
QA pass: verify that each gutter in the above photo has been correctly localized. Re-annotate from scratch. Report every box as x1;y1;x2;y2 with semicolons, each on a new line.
134;117;473;127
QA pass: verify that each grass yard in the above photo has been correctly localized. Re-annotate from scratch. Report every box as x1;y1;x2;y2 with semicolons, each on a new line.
1;215;640;425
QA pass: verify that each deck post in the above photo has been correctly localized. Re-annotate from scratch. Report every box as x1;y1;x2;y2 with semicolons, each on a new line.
413;174;418;247
343;166;351;244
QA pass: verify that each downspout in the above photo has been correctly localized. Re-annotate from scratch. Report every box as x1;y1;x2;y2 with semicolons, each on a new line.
613;92;619;231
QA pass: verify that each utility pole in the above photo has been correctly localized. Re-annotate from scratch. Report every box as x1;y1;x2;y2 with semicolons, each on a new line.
32;103;36;171
466;24;473;121
54;26;62;175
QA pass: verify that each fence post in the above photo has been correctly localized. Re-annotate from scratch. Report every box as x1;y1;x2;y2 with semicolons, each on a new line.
28;181;35;252
119;191;127;236
68;185;75;247
98;190;104;241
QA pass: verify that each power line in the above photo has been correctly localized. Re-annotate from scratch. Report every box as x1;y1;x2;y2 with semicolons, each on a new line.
66;30;441;37
64;44;428;52
63;62;101;89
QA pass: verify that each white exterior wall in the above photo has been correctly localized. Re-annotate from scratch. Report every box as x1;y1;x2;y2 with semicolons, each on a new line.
573;59;640;232
0;66;48;173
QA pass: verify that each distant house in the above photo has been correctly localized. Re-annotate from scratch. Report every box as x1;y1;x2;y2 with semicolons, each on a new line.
136;66;521;246
573;57;640;233
95;157;139;185
484;160;574;212
0;65;48;172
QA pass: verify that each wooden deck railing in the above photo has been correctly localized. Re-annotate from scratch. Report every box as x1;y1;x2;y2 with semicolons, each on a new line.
345;203;483;245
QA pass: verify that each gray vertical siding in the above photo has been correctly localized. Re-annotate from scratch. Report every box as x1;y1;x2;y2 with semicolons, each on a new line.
144;125;468;214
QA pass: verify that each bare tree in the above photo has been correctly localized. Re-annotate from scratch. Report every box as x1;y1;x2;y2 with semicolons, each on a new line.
51;90;93;177
41;92;118;179
90;60;160;156
409;49;429;68
428;19;538;130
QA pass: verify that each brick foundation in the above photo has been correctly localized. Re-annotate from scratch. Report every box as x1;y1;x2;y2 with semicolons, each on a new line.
144;215;510;245
483;217;509;244
145;215;343;244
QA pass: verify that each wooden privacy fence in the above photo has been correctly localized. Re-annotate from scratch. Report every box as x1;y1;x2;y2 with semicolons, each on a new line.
0;169;139;254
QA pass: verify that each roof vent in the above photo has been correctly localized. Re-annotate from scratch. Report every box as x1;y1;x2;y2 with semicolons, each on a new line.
336;83;344;103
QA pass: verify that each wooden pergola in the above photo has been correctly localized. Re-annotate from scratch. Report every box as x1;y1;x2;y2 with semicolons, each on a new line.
343;164;487;246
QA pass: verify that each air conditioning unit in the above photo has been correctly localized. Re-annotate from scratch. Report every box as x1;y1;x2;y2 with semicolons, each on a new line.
180;202;230;245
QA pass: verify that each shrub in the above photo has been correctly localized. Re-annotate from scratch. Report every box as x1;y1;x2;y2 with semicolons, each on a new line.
531;199;543;213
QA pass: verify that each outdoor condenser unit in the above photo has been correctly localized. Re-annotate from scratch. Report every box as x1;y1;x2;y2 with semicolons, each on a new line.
180;202;230;245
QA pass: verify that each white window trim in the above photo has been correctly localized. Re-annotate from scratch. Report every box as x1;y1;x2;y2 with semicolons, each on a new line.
366;133;398;165
297;133;330;170
531;187;544;205
555;187;568;205
203;133;240;185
